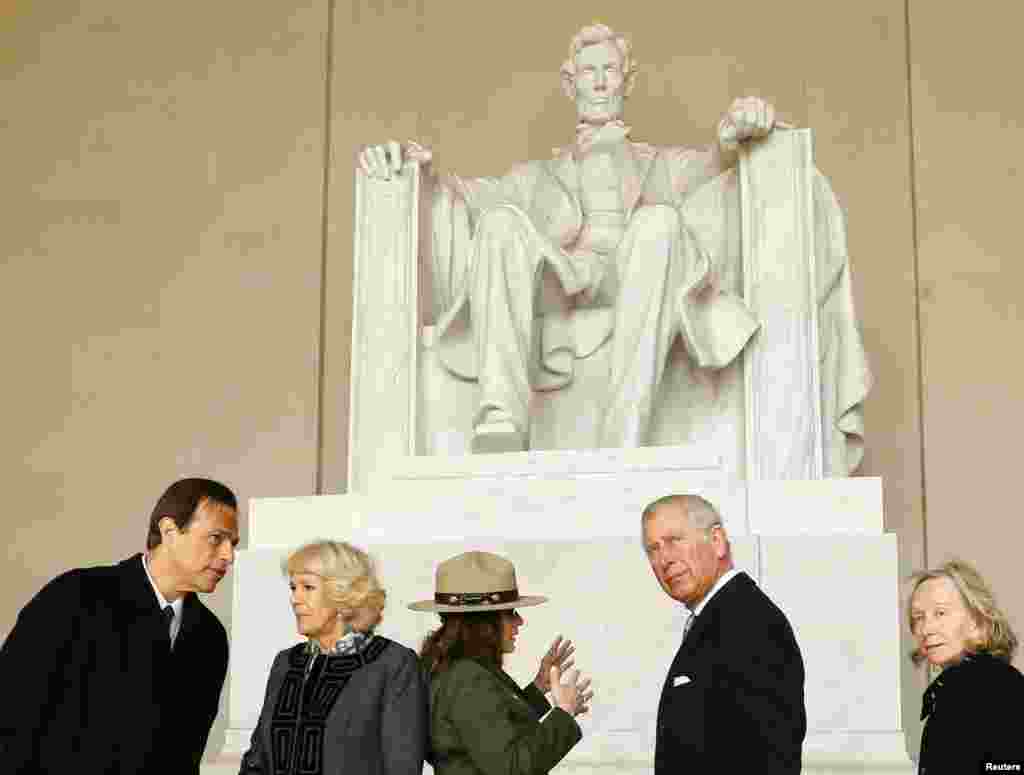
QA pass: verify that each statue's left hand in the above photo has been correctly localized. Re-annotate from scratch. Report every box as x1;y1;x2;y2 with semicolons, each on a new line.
717;96;779;153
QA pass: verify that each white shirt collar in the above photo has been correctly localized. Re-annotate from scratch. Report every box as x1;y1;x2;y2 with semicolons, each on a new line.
142;553;184;634
690;568;741;618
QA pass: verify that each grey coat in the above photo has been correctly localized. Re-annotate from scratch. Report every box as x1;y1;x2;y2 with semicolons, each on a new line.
240;636;428;775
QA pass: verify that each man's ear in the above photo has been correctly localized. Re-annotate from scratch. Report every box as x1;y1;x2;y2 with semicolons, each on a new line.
158;516;178;542
712;524;729;559
560;71;576;100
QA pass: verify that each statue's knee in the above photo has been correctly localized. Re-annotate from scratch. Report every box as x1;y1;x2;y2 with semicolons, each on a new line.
632;204;681;236
477;205;527;236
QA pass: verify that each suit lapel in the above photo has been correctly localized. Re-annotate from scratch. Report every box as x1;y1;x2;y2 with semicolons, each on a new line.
544;141;660;228
535;150;583;245
550;148;579;197
115;555;172;708
176;593;201;649
621;142;656;217
677;571;751;656
118;554;164;617
119;553;186;656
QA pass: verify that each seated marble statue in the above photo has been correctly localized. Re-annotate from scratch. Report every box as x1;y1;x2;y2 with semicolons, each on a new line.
360;24;869;466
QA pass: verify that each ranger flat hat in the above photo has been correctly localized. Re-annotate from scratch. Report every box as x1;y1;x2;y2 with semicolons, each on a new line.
408;551;548;613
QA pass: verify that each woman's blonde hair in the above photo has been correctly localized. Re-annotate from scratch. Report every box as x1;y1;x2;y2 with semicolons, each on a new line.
282;540;386;616
906;558;1017;666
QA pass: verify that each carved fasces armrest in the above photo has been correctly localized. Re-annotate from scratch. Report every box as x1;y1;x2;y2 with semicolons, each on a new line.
736;128;825;480
350;162;422;491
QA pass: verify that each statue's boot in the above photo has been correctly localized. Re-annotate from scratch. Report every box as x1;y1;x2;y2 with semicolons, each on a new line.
471;410;526;454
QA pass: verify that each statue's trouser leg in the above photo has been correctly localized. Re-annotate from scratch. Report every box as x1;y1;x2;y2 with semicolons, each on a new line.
470;206;541;437
600;205;687;447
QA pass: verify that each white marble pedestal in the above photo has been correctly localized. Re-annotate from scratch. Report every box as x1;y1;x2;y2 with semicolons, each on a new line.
205;449;914;774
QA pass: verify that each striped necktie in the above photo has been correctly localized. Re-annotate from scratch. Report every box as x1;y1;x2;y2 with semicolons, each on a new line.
682;613;697;643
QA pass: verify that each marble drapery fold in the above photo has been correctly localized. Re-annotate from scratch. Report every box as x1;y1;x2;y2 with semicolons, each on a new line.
424;139;870;472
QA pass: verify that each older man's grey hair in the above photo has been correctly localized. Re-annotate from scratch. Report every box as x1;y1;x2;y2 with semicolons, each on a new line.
641;493;722;531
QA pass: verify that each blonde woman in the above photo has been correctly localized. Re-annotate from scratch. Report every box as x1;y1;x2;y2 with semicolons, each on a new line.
240;540;427;774
908;559;1023;773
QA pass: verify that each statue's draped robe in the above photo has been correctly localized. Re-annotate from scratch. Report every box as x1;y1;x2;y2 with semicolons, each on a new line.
425;139;871;474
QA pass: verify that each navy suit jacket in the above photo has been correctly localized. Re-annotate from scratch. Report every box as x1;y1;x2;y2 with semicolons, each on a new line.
655;572;806;774
0;554;229;773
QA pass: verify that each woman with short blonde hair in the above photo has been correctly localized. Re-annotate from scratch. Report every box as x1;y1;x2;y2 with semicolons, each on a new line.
907;558;1023;773
282;540;387;621
240;540;427;774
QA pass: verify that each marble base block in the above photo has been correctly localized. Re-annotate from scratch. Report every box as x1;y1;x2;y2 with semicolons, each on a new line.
214;472;912;774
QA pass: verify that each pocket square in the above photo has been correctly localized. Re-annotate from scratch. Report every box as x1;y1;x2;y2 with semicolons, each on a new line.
672;675;692;687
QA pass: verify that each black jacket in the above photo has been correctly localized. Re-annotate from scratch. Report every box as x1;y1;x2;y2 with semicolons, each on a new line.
0;553;229;773
918;651;1024;774
655;572;806;774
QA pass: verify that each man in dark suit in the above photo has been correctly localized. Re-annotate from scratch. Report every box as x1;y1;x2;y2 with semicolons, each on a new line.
643;493;806;774
0;477;240;774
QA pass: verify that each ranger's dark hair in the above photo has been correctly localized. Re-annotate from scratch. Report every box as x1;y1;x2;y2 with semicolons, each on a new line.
419;611;505;676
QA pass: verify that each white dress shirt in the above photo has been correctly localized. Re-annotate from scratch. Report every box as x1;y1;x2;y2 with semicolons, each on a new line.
683;567;742;636
143;553;183;648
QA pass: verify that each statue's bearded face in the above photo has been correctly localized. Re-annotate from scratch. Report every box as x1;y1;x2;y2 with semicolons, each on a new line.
572;41;626;125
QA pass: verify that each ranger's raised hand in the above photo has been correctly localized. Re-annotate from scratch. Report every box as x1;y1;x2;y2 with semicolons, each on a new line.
549;664;595;718
533;635;576;693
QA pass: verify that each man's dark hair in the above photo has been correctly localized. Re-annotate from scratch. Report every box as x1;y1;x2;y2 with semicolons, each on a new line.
146;478;237;550
419;611;504;676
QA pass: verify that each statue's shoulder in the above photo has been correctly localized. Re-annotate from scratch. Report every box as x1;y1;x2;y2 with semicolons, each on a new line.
508;157;549;177
629;140;659;160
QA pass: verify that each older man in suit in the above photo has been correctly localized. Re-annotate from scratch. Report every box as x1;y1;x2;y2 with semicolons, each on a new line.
0;477;240;774
642;493;806;774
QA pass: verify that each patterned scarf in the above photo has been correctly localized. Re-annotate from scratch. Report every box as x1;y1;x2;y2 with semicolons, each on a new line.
305;628;376;658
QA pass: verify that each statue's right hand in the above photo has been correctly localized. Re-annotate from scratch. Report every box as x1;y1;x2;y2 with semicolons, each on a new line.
358;140;432;180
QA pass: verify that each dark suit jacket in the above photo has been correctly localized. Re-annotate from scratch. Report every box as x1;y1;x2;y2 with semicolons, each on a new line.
429;657;581;775
240;637;428;775
918;651;1024;774
655;572;806;774
0;553;229;774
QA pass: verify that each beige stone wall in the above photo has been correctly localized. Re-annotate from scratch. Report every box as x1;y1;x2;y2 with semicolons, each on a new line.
1;0;1018;761
908;0;1024;676
0;0;329;756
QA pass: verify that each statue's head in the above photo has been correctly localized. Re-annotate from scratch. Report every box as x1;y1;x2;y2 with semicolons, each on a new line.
560;24;636;125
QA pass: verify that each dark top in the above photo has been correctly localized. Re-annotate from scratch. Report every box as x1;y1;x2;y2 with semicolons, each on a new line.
0;553;229;774
240;637;428;775
918;651;1024;774
429;657;581;775
655;572;806;775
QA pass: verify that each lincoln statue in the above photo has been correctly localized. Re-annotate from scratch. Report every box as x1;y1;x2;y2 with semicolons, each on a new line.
359;23;870;468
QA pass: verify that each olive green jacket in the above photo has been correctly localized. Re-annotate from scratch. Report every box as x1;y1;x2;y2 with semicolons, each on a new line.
429;657;582;775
